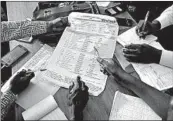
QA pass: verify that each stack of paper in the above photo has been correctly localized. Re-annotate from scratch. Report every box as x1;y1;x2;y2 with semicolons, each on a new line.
44;12;119;96
116;26;173;90
22;95;67;120
109;91;161;120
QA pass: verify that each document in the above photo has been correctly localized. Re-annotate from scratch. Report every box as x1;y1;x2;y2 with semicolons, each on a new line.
117;26;157;47
1;44;60;109
132;63;173;90
116;26;173;90
22;95;67;120
45;12;119;96
109;91;161;120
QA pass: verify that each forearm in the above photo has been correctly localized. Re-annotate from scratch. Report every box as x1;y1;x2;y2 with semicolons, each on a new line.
116;71;171;120
1;20;49;42
1;90;17;120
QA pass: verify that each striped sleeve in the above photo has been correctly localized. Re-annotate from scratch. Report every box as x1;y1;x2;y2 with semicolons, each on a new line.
1;20;48;42
1;90;17;120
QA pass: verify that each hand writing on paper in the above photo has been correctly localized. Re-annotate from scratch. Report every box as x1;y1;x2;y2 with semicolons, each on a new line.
136;20;161;38
10;69;35;95
68;76;89;121
123;44;162;64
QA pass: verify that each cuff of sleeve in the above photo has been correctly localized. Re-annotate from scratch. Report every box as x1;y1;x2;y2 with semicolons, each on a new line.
156;16;168;29
4;90;18;99
160;50;173;69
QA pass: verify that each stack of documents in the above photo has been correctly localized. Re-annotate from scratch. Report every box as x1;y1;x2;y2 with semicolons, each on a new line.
22;95;67;120
109;91;161;120
116;27;173;90
43;12;119;96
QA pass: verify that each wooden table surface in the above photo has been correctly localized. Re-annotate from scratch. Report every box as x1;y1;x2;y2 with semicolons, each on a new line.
6;2;139;120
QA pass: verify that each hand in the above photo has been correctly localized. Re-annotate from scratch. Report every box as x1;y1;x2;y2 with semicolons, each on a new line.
10;69;35;95
136;20;160;38
97;58;124;77
68;76;89;121
47;17;68;33
123;44;162;64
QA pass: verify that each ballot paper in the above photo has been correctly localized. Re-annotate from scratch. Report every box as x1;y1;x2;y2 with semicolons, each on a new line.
116;26;173;90
22;95;67;120
109;91;161;120
45;12;119;96
117;26;157;47
1;44;60;109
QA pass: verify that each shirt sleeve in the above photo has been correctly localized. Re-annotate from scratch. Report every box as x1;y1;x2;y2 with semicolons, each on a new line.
1;20;48;42
159;50;173;69
167;97;173;120
155;5;173;29
1;90;17;120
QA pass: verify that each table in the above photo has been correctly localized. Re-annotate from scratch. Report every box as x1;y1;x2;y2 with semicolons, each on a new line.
6;2;139;120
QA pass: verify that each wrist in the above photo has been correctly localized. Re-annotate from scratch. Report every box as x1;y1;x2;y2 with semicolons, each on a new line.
154;49;162;64
46;21;53;33
151;20;161;32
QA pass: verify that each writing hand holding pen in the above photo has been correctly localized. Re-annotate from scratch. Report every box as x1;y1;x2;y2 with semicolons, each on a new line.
136;11;161;38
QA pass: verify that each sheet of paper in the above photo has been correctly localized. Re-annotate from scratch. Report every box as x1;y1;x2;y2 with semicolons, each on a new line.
45;27;117;96
117;26;157;47
109;91;161;120
16;82;50;109
132;63;173;90
40;107;67;120
68;12;119;38
45;13;119;96
22;95;57;120
114;42;130;70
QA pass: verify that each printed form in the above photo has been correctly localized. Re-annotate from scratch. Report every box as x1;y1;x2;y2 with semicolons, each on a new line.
44;12;119;96
116;27;173;90
109;91;161;120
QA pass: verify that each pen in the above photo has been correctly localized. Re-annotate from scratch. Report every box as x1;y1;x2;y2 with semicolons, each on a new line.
29;69;47;72
94;46;113;75
142;11;150;32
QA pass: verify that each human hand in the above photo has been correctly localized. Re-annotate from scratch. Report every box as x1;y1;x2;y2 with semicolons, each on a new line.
47;17;68;33
10;69;35;95
97;58;124;77
123;44;162;64
68;76;89;121
136;20;160;38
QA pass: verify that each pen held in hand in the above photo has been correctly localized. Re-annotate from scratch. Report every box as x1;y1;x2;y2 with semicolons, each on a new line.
142;11;150;32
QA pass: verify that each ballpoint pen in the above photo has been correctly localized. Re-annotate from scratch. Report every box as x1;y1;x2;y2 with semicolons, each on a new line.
142;11;150;33
94;46;112;75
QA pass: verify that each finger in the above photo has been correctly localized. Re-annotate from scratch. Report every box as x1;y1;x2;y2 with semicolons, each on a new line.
52;18;62;26
61;17;68;26
123;48;140;55
124;54;139;62
81;81;86;91
52;27;65;32
69;82;74;93
18;69;27;77
97;57;109;69
125;44;141;49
